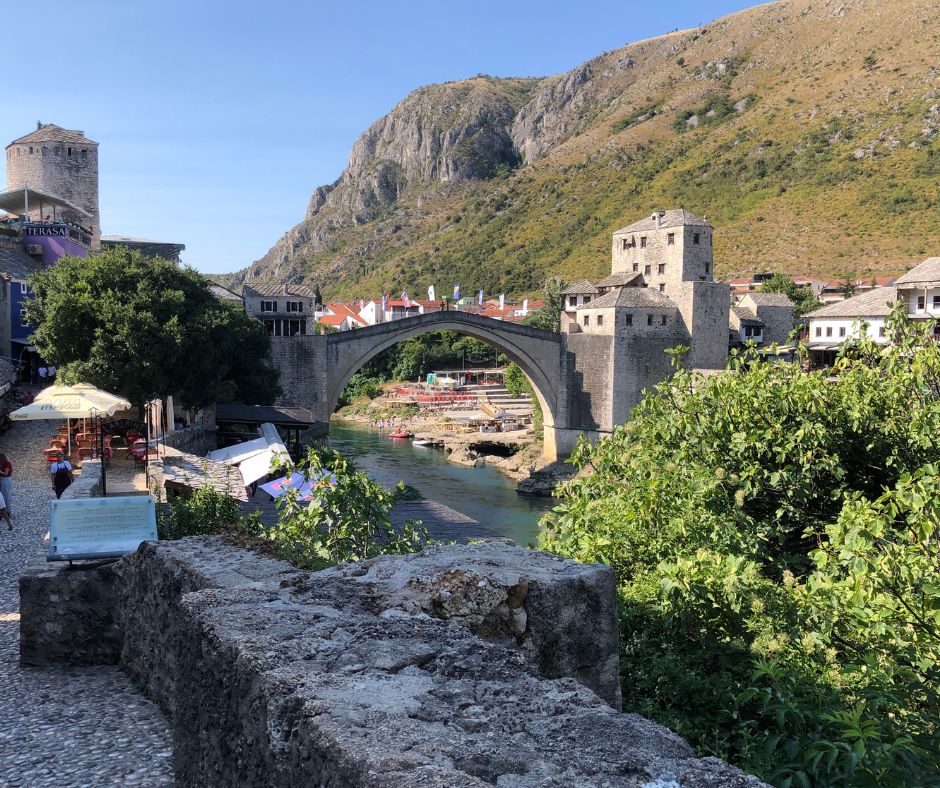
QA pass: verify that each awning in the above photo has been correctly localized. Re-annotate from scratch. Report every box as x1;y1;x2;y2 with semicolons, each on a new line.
0;187;90;218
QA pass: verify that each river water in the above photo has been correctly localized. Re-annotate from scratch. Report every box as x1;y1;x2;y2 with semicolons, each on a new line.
329;420;553;545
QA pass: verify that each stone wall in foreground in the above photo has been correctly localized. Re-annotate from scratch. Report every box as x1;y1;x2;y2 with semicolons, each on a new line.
19;538;766;787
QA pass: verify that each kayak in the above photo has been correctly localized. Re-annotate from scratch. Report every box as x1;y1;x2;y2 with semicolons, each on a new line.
388;431;413;439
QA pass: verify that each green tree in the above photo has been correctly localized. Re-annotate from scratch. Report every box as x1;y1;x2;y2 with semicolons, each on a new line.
758;273;823;318
540;308;940;785
260;446;430;567
522;276;566;332
25;247;280;407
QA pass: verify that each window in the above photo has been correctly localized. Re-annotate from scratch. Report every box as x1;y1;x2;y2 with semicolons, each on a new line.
933;295;940;309
640;237;647;249
879;326;885;338
693;233;701;245
583;315;589;326
42;147;48;157
81;150;87;160
917;295;925;311
286;319;304;336
286;300;303;313
19;309;28;325
632;263;639;272
622;239;629;250
815;326;822;338
597;314;604;326
67;147;72;157
826;327;833;337
583;295;591;304
667;233;675;245
647;314;653;326
839;327;846;337
625;314;633;326
644;265;651;275
260;300;277;312
704;262;710;274
28;146;33;154
660;315;667;326
263;320;275;335
658;264;666;274
54;147;60;156
659;284;666;292
568;297;576;309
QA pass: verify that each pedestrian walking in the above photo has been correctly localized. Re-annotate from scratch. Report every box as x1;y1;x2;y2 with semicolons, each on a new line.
48;364;57;381
0;454;13;515
0;490;10;530
38;365;47;387
49;451;74;499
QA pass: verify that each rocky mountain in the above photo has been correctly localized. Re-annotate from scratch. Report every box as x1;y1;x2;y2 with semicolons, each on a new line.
240;0;940;298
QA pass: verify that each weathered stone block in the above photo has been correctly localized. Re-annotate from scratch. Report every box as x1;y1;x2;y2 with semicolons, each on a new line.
19;560;123;666
314;542;622;708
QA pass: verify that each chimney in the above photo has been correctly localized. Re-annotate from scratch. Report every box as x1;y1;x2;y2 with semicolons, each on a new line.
282;283;288;294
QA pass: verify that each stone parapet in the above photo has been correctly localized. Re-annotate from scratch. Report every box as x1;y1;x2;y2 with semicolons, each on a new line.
19;538;766;787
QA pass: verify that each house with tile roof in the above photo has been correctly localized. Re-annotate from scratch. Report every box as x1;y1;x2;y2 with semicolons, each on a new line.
243;282;317;336
803;258;940;365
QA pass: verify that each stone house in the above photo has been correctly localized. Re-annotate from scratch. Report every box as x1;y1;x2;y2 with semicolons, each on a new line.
243;283;316;337
729;292;794;348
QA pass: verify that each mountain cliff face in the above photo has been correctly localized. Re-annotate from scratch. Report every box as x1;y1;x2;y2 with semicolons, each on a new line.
243;0;940;296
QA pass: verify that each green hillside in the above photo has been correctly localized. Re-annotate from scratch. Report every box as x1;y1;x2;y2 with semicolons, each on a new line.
242;0;940;299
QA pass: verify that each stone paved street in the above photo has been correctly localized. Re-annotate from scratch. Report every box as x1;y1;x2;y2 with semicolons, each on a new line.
0;420;173;787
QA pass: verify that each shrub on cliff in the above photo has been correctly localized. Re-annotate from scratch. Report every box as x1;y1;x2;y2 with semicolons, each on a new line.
540;308;940;786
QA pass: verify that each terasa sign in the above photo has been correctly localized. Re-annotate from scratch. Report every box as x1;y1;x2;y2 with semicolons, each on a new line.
24;226;67;237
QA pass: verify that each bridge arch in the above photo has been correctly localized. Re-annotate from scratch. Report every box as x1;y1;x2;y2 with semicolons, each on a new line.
325;312;565;457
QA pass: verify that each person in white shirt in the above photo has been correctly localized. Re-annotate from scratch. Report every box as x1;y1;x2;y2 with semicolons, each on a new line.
38;366;47;387
49;452;74;499
47;364;56;380
0;490;11;530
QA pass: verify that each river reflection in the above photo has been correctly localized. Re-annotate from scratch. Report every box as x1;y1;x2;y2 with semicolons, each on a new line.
328;420;553;545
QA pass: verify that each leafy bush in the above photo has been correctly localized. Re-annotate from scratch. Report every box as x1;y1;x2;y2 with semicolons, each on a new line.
540;309;940;785
157;484;240;541
254;446;430;567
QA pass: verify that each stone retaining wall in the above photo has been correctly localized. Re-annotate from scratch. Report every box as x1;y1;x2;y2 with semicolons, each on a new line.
160;423;215;456
19;539;765;787
63;458;103;499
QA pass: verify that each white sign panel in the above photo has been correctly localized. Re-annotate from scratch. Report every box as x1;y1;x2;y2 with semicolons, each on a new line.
48;496;158;561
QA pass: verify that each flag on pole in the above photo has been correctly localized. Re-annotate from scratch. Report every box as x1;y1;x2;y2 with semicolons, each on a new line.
453;284;460;301
478;289;484;306
402;291;411;309
522;299;529;315
428;285;435;302
499;293;505;311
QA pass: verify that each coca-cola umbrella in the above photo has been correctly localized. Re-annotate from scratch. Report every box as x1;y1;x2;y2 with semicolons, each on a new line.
9;383;131;456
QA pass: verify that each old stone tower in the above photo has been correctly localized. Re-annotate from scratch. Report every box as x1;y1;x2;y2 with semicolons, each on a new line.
6;123;100;248
609;209;728;369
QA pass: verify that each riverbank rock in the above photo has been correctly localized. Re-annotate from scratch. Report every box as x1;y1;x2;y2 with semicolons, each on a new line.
516;460;579;496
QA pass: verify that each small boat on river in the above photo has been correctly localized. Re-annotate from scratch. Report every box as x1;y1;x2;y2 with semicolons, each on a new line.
412;439;433;447
388;431;413;439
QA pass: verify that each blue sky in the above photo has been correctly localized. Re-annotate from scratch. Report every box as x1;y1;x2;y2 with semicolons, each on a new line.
1;0;757;274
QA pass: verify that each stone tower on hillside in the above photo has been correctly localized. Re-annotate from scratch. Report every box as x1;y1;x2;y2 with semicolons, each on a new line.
6;123;100;248
610;209;728;368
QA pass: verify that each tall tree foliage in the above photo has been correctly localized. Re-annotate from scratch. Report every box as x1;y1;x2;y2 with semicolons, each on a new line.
758;273;823;318
540;308;940;786
25;248;280;407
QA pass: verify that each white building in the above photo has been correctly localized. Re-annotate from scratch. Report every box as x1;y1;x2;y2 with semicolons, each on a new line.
804;257;940;365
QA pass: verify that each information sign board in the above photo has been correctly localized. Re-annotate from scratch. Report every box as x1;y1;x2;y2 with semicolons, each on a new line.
48;496;157;561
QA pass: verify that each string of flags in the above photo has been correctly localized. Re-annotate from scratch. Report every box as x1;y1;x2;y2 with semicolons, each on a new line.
377;286;513;312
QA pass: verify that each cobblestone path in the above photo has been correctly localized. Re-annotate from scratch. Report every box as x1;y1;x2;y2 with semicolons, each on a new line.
0;421;173;787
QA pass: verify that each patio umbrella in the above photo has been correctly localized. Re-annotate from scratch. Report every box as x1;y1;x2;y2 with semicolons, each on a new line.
10;383;132;457
259;470;336;502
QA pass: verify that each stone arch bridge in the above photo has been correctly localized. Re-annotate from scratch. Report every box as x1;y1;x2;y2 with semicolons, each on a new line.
269;311;677;459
